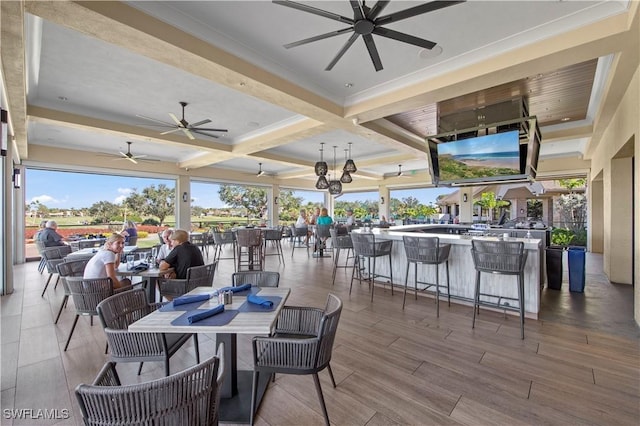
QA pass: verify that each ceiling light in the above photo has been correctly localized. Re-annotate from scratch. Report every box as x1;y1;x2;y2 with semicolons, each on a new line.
418;45;443;59
343;142;357;173
328;146;342;195
57;96;68;101
314;143;328;177
344;83;353;88
561;117;571;122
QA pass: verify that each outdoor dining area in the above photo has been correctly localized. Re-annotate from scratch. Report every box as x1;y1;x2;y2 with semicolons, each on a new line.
4;226;638;426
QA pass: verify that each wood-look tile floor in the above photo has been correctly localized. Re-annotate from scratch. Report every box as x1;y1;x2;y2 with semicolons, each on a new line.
1;244;639;425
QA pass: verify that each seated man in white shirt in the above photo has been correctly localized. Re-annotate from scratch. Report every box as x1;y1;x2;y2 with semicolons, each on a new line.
156;228;174;264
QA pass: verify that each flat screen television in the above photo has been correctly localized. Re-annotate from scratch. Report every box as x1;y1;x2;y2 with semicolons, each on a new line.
427;117;540;187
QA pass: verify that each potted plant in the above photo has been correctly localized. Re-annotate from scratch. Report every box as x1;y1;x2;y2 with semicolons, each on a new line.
545;228;575;290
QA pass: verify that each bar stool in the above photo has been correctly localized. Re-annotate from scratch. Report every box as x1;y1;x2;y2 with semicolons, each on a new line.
329;227;354;286
350;232;393;302
263;227;285;265
235;229;264;272
212;231;236;271
290;226;310;257
470;240;528;339
402;236;451;316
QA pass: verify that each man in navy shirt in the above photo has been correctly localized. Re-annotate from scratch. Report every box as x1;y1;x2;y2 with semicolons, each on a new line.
159;229;204;279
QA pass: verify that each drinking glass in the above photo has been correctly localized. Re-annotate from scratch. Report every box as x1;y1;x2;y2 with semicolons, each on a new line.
126;254;135;270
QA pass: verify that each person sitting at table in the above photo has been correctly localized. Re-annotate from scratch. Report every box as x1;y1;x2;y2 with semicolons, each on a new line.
344;209;355;227
33;220;47;242
39;220;67;247
315;207;333;251
295;209;311;245
120;220;138;244
316;207;333;225
83;233;131;288
309;207;321;225
159;229;204;279
156;228;175;264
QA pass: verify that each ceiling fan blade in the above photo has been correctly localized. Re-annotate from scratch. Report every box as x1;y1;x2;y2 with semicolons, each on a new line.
367;1;390;20
126;157;138;164
373;27;436;49
118;151;128;157
362;34;383;71
189;119;211;127
376;1;465;25
181;128;195;140
273;1;353;25
349;0;365;20
325;32;359;71
192;127;228;132
191;129;220;139
131;154;148;159
284;27;353;49
168;113;182;127
160;128;181;136
135;114;174;126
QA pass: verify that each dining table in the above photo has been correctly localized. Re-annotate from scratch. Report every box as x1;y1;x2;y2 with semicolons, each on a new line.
129;285;291;423
116;259;169;304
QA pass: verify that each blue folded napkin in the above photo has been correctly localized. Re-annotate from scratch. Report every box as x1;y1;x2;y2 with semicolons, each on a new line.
187;304;224;324
173;293;211;306
247;294;274;308
217;283;252;294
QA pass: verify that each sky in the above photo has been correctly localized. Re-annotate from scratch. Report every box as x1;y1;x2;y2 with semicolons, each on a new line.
26;169;454;210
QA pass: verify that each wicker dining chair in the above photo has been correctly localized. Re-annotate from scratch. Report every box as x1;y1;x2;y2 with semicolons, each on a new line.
159;262;217;301
250;293;343;426
231;271;280;288
97;288;200;376
40;245;73;297
63;277;131;351
54;258;90;324
75;353;220;426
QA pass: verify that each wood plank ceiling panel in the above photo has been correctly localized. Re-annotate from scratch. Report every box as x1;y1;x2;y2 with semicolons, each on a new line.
387;59;597;138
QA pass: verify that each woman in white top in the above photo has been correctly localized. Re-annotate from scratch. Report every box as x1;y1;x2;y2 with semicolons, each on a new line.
83;233;131;288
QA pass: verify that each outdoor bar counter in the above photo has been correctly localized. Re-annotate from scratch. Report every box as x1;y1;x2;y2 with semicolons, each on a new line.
352;224;543;319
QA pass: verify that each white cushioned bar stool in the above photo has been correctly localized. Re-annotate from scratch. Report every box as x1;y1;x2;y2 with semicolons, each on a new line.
470;240;528;339
402;236;451;316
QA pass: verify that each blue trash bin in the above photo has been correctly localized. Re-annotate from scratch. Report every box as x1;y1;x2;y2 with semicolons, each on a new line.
568;246;586;292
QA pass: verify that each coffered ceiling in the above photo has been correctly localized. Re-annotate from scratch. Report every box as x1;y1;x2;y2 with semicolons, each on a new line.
1;1;637;190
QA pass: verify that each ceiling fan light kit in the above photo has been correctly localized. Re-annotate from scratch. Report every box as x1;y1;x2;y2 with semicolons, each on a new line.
274;0;465;71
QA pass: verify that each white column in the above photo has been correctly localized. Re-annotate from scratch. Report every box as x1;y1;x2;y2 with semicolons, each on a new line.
271;185;280;226
175;175;191;231
458;187;474;223
379;186;390;221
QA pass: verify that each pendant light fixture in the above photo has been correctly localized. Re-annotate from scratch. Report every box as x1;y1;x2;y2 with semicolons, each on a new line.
315;175;329;190
340;148;352;183
343;142;357;173
328;145;342;195
314;142;328;177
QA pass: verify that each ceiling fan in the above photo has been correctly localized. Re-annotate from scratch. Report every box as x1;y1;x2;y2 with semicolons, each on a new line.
256;163;266;177
137;101;228;140
98;141;159;164
274;0;465;71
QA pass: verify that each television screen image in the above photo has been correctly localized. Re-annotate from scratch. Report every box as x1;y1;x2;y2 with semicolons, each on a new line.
436;131;520;183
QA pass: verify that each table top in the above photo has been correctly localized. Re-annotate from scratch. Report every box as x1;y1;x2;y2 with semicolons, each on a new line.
65;245;137;259
116;260;167;278
129;286;290;335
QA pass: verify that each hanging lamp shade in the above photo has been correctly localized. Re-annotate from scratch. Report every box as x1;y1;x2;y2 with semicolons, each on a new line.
328;179;342;195
343;142;357;173
314;144;328;176
340;170;352;183
315;175;329;189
